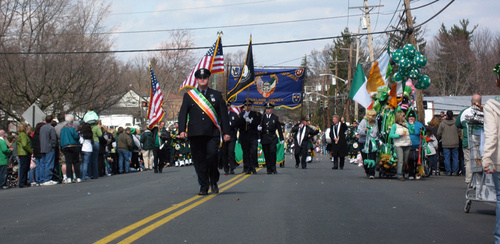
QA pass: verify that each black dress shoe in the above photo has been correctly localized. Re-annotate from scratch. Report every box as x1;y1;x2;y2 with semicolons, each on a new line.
211;184;219;194
273;170;278;174
267;172;272;174
198;190;208;195
230;170;235;174
245;171;252;174
295;164;299;168
332;167;338;170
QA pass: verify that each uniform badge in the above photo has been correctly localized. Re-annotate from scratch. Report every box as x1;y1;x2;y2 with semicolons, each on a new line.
210;94;215;102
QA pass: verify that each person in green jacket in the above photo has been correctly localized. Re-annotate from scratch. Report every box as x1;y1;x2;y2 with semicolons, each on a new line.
17;122;33;188
0;130;12;189
139;128;154;170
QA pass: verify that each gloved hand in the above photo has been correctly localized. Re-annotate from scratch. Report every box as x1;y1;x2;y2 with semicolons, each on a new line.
245;117;253;123
257;125;262;131
280;140;284;145
243;111;250;118
257;139;261;144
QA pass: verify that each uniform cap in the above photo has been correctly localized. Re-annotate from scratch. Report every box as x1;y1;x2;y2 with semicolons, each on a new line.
194;68;211;79
243;99;254;106
265;102;274;109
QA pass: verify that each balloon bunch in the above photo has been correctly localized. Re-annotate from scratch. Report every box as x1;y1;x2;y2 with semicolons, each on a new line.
391;44;431;90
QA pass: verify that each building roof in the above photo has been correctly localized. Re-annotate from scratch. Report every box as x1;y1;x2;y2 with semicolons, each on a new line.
424;95;498;114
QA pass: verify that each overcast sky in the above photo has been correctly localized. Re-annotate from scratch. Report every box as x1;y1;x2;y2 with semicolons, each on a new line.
105;0;500;68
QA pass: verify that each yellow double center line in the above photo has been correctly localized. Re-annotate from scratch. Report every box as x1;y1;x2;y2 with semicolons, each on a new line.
95;169;259;244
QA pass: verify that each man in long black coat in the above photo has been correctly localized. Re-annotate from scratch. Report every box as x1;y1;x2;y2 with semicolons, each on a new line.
178;68;230;195
259;102;284;174
328;115;348;169
237;99;261;174
221;102;239;175
291;117;319;169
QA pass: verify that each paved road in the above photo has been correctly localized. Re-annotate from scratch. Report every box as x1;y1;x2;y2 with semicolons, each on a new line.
0;154;495;243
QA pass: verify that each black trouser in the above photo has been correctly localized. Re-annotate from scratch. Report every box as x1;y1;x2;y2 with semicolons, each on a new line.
221;140;236;173
0;165;6;187
294;144;308;168
98;152;105;176
18;155;30;187
333;157;345;169
408;148;419;177
153;147;161;172
131;152;140;169
240;138;257;173
262;143;277;173
190;136;220;192
62;147;82;179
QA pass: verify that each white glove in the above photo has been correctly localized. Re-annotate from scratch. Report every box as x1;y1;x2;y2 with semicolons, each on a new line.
245;117;253;123
257;125;262;131
280;140;284;145
243;111;250;118
257;139;261;144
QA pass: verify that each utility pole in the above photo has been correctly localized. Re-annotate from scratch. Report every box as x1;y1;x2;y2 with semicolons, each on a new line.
354;27;361;122
404;0;425;123
350;1;383;66
345;43;353;123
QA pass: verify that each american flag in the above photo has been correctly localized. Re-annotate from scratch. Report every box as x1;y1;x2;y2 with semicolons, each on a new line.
179;36;224;92
147;66;165;129
229;105;242;115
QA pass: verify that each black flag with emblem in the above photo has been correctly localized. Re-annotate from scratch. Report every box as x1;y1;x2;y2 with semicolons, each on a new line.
227;38;254;101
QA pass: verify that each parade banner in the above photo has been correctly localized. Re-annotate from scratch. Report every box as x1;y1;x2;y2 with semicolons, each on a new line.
227;67;304;109
235;141;285;165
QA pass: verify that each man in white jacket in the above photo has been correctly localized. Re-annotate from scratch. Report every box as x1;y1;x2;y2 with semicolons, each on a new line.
483;63;500;243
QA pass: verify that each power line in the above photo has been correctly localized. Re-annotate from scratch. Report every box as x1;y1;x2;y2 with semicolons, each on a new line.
414;0;454;28
0;29;402;55
110;0;275;16
408;0;440;11
65;14;366;36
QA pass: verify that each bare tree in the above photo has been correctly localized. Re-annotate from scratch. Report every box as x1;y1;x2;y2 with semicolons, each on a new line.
0;0;127;127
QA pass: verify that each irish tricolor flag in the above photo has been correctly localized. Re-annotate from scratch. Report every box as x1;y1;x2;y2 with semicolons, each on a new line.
349;49;391;108
349;62;371;108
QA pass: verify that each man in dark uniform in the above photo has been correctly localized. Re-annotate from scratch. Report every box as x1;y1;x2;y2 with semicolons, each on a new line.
151;121;169;173
328;115;348;169
178;68;230;195
291;117;319;169
221;101;239;175
259;102;284;174
237;99;261;174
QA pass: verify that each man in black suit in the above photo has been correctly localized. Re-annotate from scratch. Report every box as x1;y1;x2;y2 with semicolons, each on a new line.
328;115;348;169
291;117;319;169
238;99;261;174
221;101;239;175
178;68;230;195
259;102;284;174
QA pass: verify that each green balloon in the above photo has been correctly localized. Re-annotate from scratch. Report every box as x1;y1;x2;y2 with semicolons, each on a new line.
403;43;416;59
415;75;431;90
399;57;412;70
409;68;421;80
392;49;404;63
393;72;403;82
399;66;411;78
413;53;427;68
